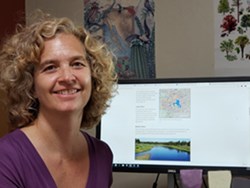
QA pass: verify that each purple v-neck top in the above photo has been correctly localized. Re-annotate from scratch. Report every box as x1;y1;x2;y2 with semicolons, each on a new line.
0;129;113;188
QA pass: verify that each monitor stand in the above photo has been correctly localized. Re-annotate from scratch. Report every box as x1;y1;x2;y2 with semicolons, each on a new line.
167;173;176;188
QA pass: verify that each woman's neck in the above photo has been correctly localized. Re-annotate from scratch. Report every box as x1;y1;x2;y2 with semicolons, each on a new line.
23;110;85;159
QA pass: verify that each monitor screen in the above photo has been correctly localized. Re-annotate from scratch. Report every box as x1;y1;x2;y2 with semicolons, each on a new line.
97;77;250;175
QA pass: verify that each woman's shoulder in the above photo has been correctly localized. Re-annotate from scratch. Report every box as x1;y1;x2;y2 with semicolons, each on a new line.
0;129;23;154
0;129;57;188
82;131;110;149
0;130;25;184
0;129;30;166
82;131;113;188
82;131;112;153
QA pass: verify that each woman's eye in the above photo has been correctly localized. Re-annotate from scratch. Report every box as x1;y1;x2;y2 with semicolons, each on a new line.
72;62;85;68
43;65;56;72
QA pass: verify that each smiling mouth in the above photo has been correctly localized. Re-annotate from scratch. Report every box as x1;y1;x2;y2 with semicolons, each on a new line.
55;89;79;95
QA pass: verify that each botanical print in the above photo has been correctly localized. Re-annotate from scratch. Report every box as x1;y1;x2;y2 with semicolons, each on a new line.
84;0;155;79
214;0;250;75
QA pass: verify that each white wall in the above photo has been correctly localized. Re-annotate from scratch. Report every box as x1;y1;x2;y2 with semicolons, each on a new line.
25;1;214;187
155;1;214;78
25;0;83;25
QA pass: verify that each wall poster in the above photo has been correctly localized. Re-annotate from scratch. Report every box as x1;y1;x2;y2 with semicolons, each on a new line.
84;0;155;79
214;0;250;76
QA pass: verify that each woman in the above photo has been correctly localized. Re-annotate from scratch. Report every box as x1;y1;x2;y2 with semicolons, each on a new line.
0;11;117;188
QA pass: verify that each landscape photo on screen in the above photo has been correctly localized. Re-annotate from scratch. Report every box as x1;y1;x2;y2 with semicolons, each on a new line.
135;138;191;161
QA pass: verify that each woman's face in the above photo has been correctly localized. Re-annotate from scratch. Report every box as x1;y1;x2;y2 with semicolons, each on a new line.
34;33;92;116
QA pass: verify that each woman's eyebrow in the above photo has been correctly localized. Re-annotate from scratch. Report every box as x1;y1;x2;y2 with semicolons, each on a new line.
70;55;88;62
37;60;57;70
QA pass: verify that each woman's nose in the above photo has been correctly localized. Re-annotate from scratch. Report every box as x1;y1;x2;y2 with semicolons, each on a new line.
58;67;76;84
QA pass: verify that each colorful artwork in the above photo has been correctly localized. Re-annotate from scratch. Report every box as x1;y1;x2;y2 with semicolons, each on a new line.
84;0;155;79
214;0;250;75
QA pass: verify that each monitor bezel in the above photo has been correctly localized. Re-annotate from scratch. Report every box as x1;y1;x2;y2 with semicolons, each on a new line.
96;76;250;175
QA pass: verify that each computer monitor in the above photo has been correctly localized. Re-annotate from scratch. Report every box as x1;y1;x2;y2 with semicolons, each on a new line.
97;77;250;175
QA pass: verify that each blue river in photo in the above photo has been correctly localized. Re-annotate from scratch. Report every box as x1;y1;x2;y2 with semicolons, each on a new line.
135;146;190;161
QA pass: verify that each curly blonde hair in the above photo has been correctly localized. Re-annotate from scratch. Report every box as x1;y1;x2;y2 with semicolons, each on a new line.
0;12;117;130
